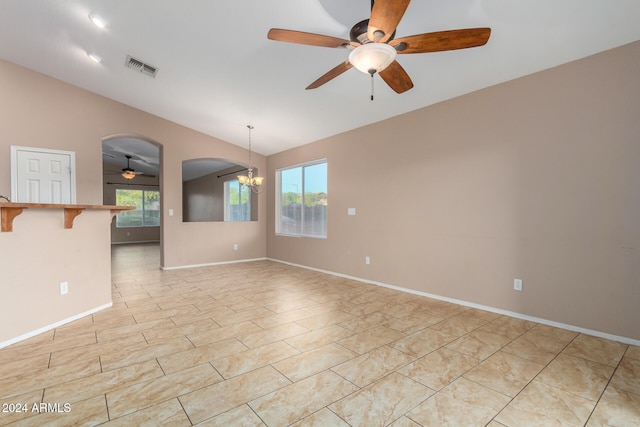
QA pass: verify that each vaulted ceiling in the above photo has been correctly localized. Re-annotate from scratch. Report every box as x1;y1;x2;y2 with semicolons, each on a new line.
1;1;639;156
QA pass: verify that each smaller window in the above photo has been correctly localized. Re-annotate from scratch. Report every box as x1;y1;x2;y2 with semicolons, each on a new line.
224;179;251;221
276;160;327;238
116;189;160;227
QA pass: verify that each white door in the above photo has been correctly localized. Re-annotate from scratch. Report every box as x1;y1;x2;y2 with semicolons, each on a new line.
11;146;76;203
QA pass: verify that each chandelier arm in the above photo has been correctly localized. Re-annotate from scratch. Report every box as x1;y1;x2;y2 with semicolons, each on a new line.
238;124;264;191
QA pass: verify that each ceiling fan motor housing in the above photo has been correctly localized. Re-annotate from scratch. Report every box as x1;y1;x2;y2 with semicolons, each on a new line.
350;19;395;44
122;155;136;175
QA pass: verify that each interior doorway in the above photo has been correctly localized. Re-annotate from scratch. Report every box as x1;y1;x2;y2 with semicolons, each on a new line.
102;135;162;266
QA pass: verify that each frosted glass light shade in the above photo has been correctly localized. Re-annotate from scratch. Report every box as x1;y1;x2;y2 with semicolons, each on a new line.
121;171;136;180
349;43;397;74
238;168;263;188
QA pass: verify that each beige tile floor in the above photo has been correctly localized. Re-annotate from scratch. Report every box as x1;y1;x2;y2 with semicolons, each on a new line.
1;243;639;426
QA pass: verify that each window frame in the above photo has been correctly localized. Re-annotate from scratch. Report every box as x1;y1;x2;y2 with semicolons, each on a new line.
275;158;327;239
223;178;251;222
115;188;160;228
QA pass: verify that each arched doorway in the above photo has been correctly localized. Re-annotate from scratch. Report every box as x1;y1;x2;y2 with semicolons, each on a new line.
102;135;163;267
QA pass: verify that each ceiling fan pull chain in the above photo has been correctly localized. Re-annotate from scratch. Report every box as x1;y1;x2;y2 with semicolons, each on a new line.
370;73;374;101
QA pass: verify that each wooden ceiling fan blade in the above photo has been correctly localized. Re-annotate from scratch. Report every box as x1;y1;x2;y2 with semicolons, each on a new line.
268;28;355;48
368;0;411;43
390;28;491;54
379;61;413;93
306;60;354;90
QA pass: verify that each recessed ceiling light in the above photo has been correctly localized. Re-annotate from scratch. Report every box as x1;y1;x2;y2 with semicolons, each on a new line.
88;13;108;29
87;52;103;63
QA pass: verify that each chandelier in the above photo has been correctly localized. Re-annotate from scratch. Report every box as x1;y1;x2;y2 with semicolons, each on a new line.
237;124;264;193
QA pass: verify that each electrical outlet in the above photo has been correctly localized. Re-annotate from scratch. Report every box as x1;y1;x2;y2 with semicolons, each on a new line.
514;278;523;291
233;244;238;251
365;256;370;265
60;282;69;295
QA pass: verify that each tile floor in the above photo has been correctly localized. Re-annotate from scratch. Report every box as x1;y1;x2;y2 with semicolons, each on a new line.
1;243;639;426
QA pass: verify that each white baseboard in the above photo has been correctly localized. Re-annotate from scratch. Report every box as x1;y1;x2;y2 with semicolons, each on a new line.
0;302;113;349
160;257;267;271
268;258;640;347
111;240;160;245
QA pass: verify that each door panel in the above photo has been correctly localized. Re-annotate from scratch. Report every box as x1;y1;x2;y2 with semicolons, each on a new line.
11;146;76;203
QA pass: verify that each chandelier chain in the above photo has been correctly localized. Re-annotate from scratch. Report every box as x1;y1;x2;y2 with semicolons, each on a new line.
247;124;254;169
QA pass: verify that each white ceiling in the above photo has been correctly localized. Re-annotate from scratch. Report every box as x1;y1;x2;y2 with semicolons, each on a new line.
1;1;639;156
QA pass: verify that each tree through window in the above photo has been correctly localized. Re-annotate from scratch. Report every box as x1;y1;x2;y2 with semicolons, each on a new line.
115;189;160;227
276;160;327;238
224;179;250;221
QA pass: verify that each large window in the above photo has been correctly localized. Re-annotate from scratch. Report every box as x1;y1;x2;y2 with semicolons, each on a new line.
115;189;160;227
224;179;250;221
276;160;327;238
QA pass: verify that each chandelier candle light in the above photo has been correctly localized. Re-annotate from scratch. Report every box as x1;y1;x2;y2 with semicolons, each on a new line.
237;124;264;193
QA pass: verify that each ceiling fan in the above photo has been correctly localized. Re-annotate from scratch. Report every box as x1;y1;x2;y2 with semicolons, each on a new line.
105;155;151;180
268;0;491;95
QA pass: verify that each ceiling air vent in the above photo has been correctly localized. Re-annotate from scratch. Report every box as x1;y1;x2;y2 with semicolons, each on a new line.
125;55;158;78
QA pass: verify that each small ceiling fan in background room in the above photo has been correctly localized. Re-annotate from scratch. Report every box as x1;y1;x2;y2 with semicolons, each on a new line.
104;154;152;180
268;0;491;99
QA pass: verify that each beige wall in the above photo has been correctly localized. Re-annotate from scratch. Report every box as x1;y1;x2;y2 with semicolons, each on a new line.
183;171;225;222
0;59;266;344
0;209;112;344
267;41;640;341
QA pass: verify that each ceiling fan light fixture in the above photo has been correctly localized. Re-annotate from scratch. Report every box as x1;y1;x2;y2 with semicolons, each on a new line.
121;170;136;180
121;155;137;179
348;43;396;75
